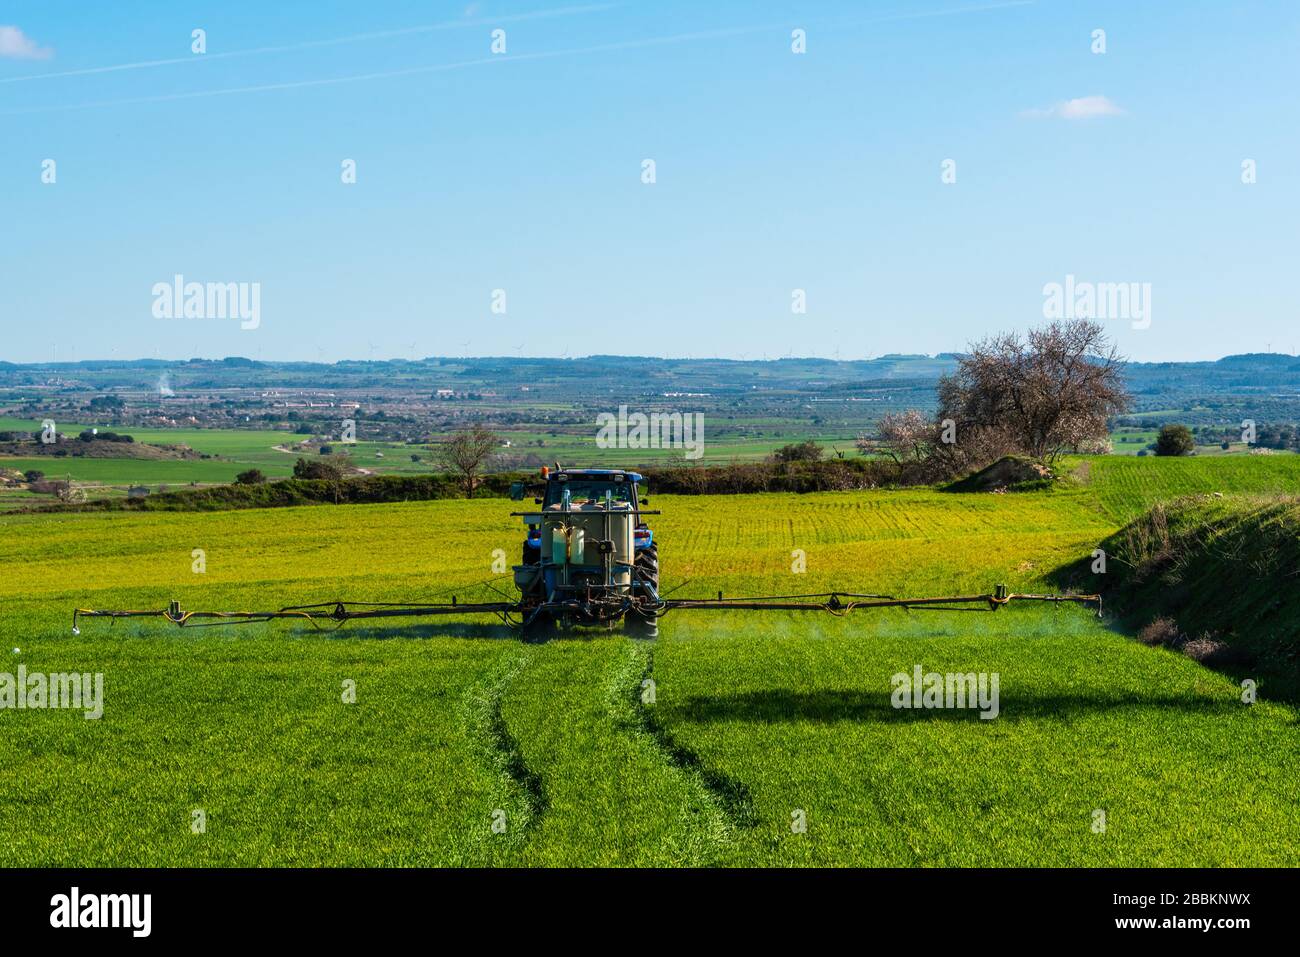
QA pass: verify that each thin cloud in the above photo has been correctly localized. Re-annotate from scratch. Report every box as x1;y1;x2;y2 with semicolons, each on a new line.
0;25;53;60
0;3;617;84
1;1;1037;114
1022;95;1125;119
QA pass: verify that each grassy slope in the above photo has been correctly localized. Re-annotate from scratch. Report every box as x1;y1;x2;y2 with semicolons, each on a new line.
1092;494;1300;696
0;459;1298;865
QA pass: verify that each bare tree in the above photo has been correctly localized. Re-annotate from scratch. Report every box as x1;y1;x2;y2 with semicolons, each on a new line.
937;319;1130;464
433;425;501;498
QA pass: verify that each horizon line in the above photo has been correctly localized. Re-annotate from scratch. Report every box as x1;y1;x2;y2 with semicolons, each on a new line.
4;350;1300;368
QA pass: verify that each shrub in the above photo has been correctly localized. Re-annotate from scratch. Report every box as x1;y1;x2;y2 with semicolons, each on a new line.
23;470;44;483
77;430;133;443
1076;437;1113;455
1155;424;1195;456
57;483;86;504
772;441;823;464
29;479;70;498
1182;634;1232;665
235;469;267;485
1138;616;1181;647
643;458;901;494
294;457;345;481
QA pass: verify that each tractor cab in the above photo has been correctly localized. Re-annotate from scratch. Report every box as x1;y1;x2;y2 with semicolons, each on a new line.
511;467;643;503
511;468;654;555
542;474;637;508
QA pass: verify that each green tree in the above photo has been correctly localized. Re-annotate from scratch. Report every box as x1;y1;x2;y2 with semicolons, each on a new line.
1155;424;1195;456
293;457;345;481
772;440;823;463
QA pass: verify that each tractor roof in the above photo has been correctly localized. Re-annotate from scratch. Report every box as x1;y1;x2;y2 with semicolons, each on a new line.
553;468;643;482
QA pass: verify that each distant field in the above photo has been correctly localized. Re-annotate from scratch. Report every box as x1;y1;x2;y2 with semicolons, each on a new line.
490;430;861;466
0;415;865;500
1107;427;1263;457
1077;455;1300;522
5;419;1298;518
0;418;302;493
0;456;1295;865
1;417;301;456
0;457;268;486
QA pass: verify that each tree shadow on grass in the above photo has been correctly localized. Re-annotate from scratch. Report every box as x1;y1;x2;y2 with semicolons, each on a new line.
672;688;1243;725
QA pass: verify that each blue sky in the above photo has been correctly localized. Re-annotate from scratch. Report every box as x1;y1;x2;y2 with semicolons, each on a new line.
2;0;1297;363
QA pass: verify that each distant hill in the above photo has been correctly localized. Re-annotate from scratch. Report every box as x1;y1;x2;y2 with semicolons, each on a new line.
4;352;1300;425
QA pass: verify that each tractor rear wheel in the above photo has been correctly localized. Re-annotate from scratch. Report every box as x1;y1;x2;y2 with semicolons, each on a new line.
627;543;660;638
625;612;658;639
522;610;554;643
635;543;659;595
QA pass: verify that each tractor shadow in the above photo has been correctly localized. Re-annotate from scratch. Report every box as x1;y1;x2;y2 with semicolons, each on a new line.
674;688;1243;725
317;622;519;642
315;622;631;643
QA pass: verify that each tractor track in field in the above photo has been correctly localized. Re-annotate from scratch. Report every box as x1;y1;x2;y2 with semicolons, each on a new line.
612;642;758;847
460;651;547;851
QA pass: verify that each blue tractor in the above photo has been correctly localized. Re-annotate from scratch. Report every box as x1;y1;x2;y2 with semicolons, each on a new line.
510;467;659;636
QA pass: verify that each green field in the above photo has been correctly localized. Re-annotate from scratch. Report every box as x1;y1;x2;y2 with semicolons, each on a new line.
0;416;886;505
0;417;304;488
1079;454;1300;522
5;414;1290;511
0;415;859;479
1;456;1297;866
0;418;457;492
1108;426;1263;458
